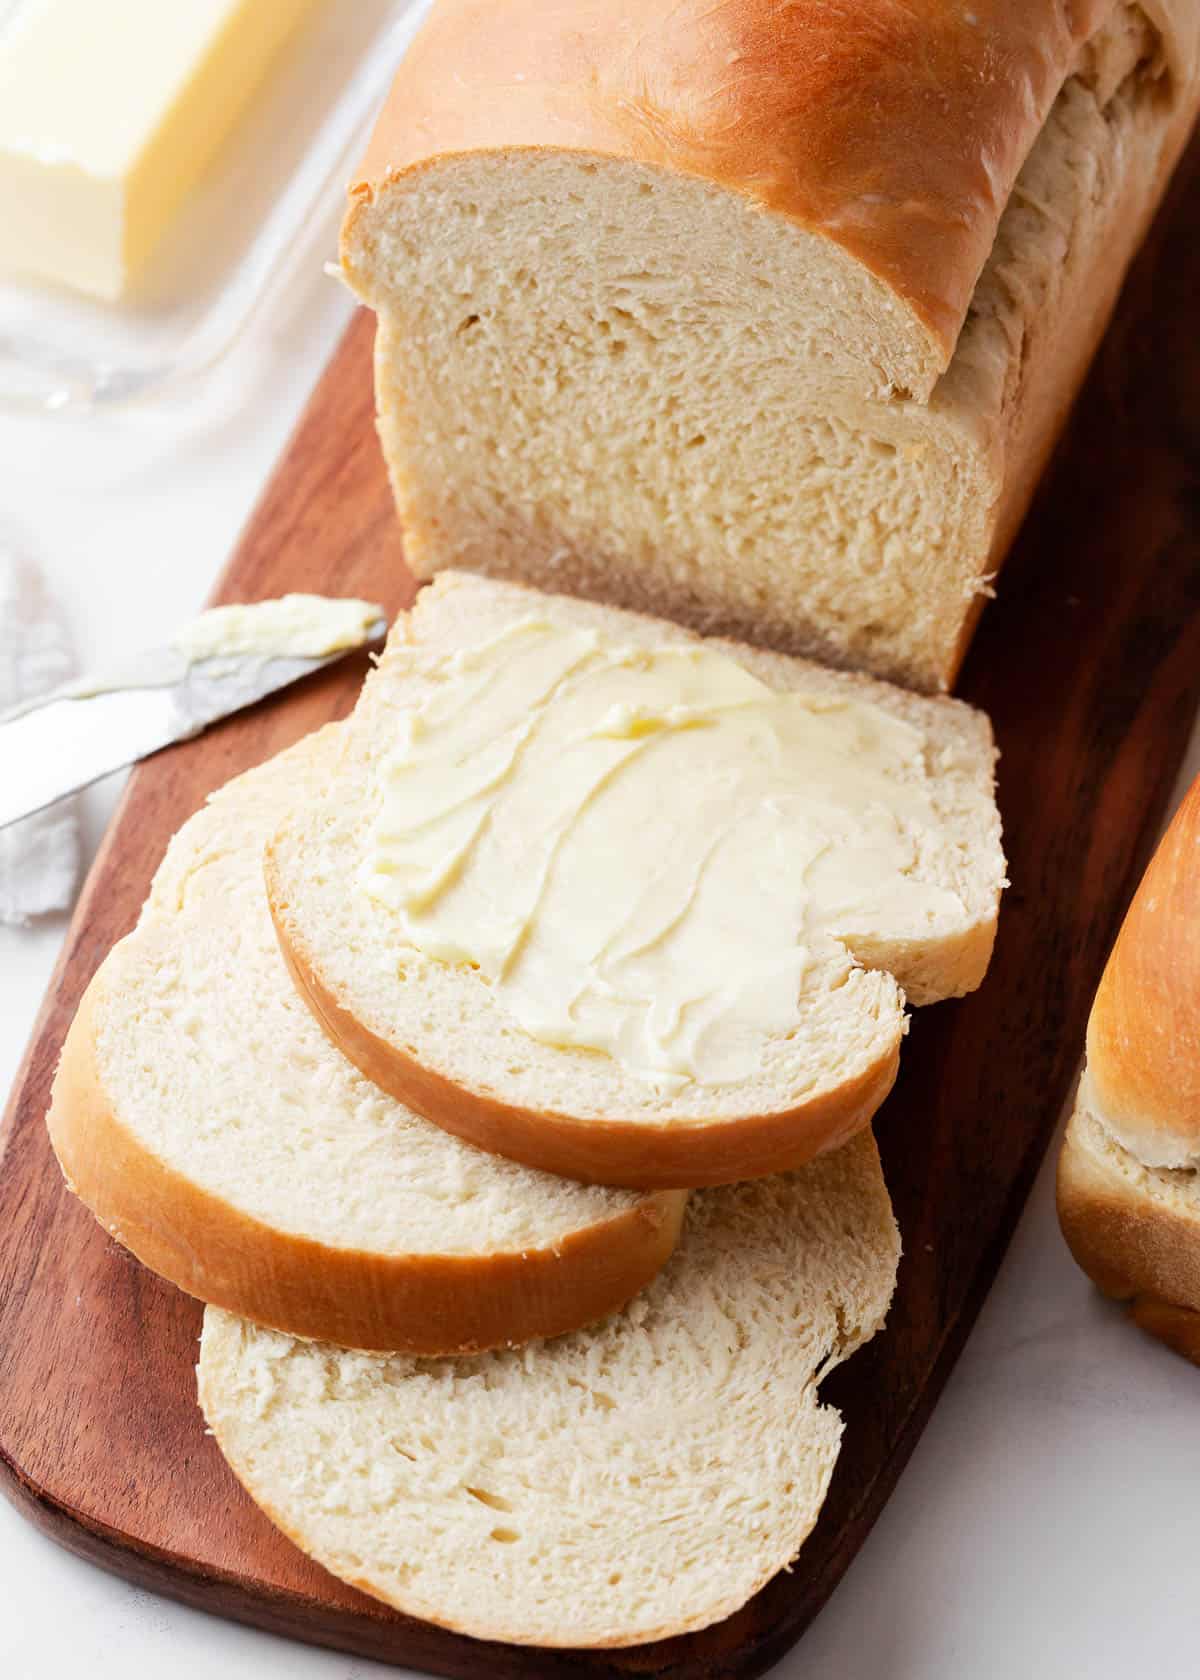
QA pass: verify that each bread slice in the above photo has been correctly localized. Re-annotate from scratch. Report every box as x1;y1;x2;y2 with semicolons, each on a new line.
267;573;1005;1188
1056;770;1200;1365
198;1128;901;1649
47;726;685;1354
341;1;1199;691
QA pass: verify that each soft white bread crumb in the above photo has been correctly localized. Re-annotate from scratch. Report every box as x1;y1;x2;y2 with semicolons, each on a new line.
267;573;1005;1187
46;727;685;1354
199;1128;901;1648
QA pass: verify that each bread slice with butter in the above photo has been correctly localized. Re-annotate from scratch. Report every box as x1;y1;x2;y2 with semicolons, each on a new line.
199;1128;900;1648
47;725;685;1355
267;573;1005;1188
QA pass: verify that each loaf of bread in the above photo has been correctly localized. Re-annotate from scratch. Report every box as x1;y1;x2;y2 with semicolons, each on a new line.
47;727;685;1354
268;572;1004;1188
1057;770;1200;1363
199;1130;900;1648
340;0;1200;692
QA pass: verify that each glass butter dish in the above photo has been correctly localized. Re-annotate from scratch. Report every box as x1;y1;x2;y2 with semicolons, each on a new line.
0;0;430;414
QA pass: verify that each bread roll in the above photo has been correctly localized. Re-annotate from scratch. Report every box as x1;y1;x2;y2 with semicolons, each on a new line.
1057;771;1200;1362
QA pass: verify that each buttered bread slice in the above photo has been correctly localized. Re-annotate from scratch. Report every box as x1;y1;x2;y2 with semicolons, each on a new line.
268;575;1005;1187
48;727;684;1353
199;1130;901;1648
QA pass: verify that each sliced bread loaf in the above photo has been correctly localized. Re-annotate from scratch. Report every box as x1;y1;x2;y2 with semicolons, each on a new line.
267;573;1005;1188
198;1128;901;1648
47;726;685;1354
341;0;1200;691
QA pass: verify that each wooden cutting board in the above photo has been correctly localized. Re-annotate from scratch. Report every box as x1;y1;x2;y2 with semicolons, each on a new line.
2;130;1200;1677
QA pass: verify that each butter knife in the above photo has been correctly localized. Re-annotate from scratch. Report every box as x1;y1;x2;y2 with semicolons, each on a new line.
0;597;387;832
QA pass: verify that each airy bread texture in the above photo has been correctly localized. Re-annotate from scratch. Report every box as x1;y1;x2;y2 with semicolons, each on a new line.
1057;772;1200;1364
46;727;685;1354
341;0;1200;691
267;573;1005;1188
199;1129;901;1649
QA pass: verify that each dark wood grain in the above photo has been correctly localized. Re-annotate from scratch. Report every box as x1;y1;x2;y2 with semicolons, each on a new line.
3;125;1200;1676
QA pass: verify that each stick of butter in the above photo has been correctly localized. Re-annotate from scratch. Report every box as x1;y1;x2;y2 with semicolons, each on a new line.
0;0;319;301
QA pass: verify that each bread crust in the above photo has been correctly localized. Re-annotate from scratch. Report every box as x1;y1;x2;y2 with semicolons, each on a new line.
347;0;1196;394
48;967;686;1355
267;862;900;1189
1085;773;1200;1163
1056;773;1200;1366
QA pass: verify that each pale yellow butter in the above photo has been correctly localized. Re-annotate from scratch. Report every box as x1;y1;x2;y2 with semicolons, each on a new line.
0;0;319;300
361;620;966;1089
174;595;383;663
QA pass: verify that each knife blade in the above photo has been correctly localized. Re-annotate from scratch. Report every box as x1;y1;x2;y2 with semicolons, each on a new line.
0;604;388;832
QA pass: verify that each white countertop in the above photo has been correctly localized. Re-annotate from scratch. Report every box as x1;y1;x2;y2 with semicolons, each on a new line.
1;265;1198;1680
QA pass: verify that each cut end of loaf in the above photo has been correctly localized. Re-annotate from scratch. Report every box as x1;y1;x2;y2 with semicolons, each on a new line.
346;149;942;403
343;150;990;692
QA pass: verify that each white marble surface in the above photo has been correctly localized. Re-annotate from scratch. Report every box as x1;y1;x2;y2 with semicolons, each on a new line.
2;250;1199;1680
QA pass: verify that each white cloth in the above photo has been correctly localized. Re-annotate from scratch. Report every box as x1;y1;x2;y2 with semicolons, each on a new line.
0;538;80;924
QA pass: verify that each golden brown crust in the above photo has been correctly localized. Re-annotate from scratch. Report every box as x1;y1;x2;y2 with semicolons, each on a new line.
945;84;1199;689
267;854;900;1190
1126;1296;1200;1365
1057;775;1200;1364
1086;773;1200;1159
1057;1106;1200;1368
47;972;686;1355
347;0;1187;386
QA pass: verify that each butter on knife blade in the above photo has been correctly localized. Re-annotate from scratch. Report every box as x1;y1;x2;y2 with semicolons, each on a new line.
0;594;386;831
